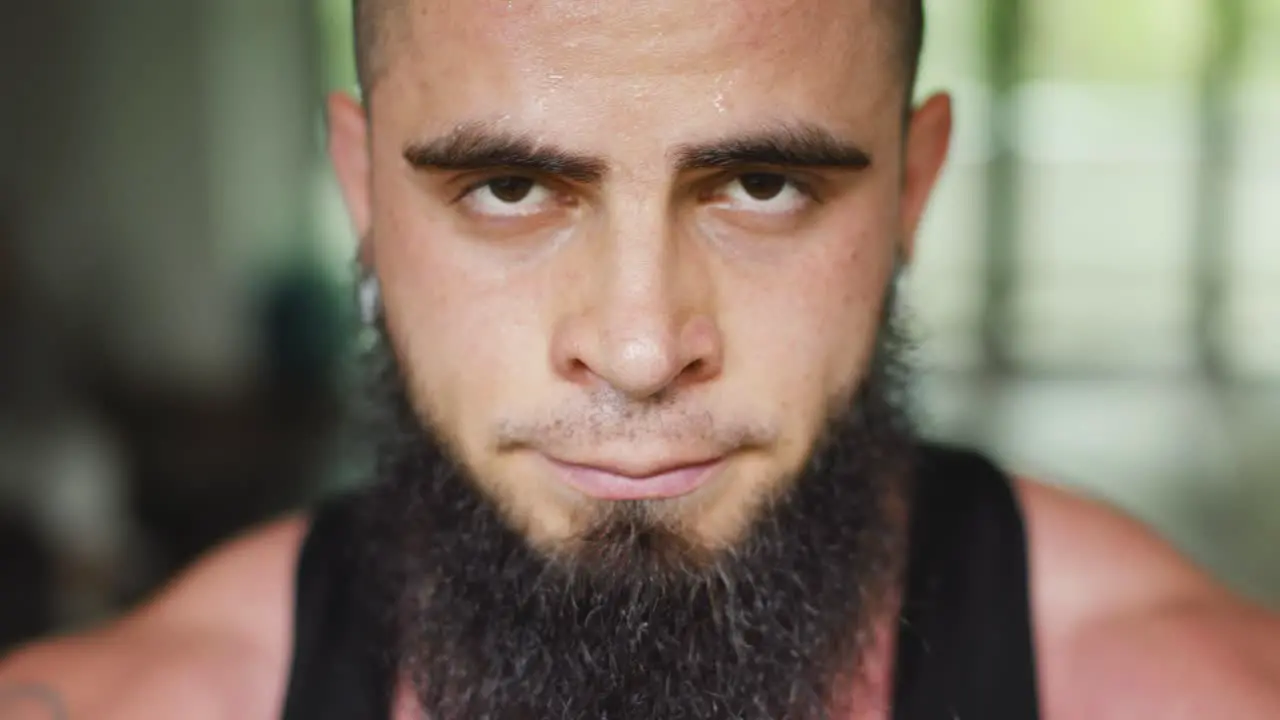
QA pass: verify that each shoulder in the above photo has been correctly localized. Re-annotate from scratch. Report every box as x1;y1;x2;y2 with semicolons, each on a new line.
0;514;311;720
1015;479;1280;720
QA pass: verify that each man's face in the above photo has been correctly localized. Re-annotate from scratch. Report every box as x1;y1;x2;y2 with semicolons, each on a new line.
330;0;950;553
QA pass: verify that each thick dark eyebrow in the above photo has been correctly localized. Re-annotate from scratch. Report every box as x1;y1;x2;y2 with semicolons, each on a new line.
403;121;871;185
673;124;873;172
402;123;607;183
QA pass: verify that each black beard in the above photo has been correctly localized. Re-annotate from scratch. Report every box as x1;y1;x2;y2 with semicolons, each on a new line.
352;303;919;720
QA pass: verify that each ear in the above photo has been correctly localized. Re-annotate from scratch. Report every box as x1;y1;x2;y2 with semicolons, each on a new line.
898;93;953;264
327;92;373;254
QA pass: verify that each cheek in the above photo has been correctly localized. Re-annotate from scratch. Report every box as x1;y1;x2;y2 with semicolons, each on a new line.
723;219;893;406
374;196;551;449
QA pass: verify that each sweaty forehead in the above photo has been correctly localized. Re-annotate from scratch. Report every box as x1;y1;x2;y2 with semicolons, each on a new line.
450;0;873;60
380;0;896;121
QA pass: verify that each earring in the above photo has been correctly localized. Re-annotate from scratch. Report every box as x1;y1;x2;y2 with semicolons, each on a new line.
359;273;381;325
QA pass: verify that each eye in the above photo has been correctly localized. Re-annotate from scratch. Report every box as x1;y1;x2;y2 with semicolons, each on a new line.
716;173;811;214
460;176;556;218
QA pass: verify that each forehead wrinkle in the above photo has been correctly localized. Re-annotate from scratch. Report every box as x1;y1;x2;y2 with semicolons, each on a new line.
394;0;883;75
378;0;903;156
371;0;910;107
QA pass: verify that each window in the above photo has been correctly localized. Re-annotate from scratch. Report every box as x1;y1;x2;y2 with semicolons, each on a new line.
909;0;1278;380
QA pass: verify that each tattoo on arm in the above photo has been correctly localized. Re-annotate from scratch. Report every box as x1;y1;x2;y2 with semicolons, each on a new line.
0;684;70;719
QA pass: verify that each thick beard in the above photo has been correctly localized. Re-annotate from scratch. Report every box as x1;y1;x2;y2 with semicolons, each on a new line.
352;300;919;720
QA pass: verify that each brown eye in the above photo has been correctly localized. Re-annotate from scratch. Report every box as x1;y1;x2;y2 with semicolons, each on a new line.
487;176;537;203
459;176;556;219
738;173;788;201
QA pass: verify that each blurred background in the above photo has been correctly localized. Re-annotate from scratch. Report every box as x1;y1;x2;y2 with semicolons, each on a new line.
0;0;1275;653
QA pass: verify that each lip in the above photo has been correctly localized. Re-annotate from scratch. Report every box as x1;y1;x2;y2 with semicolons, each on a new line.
544;456;726;501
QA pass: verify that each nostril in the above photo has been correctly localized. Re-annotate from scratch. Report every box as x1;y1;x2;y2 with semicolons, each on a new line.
565;357;594;384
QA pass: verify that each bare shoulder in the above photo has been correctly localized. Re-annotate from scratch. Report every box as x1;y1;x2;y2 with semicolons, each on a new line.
0;514;310;720
1016;479;1280;720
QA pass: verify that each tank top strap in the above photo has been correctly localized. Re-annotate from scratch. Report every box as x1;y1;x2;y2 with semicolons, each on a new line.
280;494;395;720
890;443;1042;719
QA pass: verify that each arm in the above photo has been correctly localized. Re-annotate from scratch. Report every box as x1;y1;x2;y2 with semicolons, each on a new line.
1020;480;1280;720
0;515;308;720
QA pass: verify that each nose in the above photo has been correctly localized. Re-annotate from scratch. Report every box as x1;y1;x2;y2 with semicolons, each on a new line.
550;228;723;400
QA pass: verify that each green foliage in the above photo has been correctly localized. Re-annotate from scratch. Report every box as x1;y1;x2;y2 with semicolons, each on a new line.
319;0;357;92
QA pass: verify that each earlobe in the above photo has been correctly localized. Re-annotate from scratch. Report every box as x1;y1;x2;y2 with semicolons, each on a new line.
899;93;953;263
327;92;373;246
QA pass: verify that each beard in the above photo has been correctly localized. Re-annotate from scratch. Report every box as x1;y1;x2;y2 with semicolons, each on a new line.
351;294;920;720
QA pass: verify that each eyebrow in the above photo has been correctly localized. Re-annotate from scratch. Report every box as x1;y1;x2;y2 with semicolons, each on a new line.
401;121;872;184
403;123;607;183
673;124;873;173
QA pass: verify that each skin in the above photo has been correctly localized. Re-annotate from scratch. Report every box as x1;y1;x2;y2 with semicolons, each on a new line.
350;0;935;552
1;1;1278;718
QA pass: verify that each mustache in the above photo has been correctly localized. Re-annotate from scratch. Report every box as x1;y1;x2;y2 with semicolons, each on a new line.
493;391;777;451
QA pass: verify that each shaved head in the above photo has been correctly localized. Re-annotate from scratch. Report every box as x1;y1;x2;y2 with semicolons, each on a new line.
351;0;394;94
352;0;925;102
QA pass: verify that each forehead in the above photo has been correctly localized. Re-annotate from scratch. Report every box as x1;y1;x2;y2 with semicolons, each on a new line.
377;0;899;149
400;0;882;65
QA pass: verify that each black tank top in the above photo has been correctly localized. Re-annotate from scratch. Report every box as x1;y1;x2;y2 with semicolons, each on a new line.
279;443;1042;719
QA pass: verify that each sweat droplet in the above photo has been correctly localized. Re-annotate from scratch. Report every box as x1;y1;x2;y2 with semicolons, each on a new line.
710;73;732;114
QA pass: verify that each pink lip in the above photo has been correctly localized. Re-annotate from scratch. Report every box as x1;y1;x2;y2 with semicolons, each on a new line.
546;457;724;501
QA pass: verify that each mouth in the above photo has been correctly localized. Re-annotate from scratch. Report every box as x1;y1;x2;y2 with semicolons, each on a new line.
543;455;727;501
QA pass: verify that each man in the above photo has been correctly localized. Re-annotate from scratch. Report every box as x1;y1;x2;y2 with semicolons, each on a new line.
2;1;1278;718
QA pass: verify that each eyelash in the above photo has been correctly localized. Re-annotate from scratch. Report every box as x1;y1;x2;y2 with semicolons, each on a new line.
734;171;820;200
453;174;537;203
452;170;823;204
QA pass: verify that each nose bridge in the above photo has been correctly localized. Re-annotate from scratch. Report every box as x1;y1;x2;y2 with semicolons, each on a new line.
605;204;680;327
558;198;719;398
597;164;688;303
600;203;685;368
